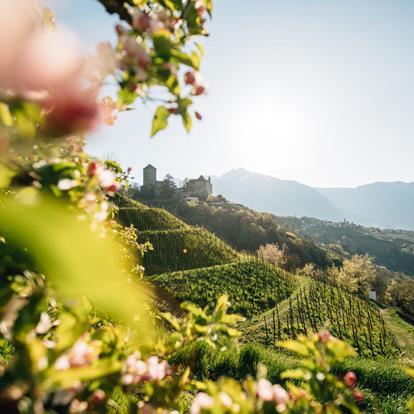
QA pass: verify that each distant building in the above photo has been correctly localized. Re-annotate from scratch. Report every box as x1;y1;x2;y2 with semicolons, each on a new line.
184;175;212;201
143;164;157;188
140;165;213;201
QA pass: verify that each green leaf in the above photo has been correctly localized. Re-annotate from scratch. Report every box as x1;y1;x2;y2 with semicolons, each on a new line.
406;368;414;378
0;102;13;126
182;111;192;133
170;49;200;70
158;0;182;11
44;358;123;391
195;42;205;57
151;106;171;137
281;368;307;380
0;198;153;344
0;164;15;188
153;30;173;58
118;88;138;107
277;340;310;357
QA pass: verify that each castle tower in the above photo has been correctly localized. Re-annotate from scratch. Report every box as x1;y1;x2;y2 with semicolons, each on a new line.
143;164;157;187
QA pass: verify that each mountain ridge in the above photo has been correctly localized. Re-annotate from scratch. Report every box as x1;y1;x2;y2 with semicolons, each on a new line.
212;168;414;230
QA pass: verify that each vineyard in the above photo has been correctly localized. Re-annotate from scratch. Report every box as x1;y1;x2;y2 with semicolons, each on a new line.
138;227;240;275
116;194;408;359
149;259;297;317
115;195;189;231
247;280;400;357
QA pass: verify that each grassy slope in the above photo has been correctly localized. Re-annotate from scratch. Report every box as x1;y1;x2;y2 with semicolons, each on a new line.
116;195;414;358
115;194;239;275
113;194;414;410
171;341;414;414
159;199;338;271
149;261;297;318
382;307;414;362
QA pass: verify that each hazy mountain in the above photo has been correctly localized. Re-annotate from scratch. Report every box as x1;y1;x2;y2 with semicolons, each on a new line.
213;170;414;230
212;169;342;220
318;182;414;230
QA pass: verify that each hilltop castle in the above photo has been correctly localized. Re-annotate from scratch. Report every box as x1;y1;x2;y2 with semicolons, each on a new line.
142;164;213;201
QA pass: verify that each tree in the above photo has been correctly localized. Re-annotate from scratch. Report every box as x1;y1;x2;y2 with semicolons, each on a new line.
298;262;324;281
330;254;377;296
158;174;177;199
385;277;414;315
257;243;287;267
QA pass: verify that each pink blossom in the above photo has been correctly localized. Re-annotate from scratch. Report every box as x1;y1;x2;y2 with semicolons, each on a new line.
318;331;333;344
146;356;168;381
195;0;207;17
184;71;196;85
55;338;98;370
69;399;88;414
100;96;118;126
256;379;274;401
132;11;153;32
121;35;151;69
344;371;357;388
57;179;78;191
0;5;105;137
35;311;52;334
121;353;169;385
219;392;232;408
93;42;117;79
0;0;39;77
91;389;106;404
43;89;100;137
273;384;288;403
11;27;84;92
190;393;215;414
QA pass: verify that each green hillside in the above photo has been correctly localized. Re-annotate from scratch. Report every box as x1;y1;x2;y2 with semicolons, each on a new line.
115;194;413;361
149;260;297;317
137;228;239;275
244;278;400;357
116;194;189;231
280;216;414;276
145;197;339;271
114;194;239;275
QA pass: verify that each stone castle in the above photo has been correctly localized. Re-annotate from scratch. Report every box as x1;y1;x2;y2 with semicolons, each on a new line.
142;164;213;201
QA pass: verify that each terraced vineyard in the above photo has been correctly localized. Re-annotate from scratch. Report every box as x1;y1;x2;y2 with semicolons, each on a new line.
138;228;239;275
149;259;297;317
116;195;189;231
247;280;400;357
115;194;409;360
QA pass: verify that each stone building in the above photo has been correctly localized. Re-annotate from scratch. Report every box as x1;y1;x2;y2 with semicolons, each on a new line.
184;175;213;201
141;164;213;201
143;164;157;188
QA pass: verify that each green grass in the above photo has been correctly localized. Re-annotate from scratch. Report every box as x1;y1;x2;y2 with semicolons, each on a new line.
149;260;296;317
171;341;414;414
382;307;414;361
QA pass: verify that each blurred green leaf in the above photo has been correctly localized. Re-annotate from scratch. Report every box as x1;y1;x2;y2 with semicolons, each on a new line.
182;111;192;133
151;106;171;137
0;197;153;344
0;102;13;127
278;339;310;357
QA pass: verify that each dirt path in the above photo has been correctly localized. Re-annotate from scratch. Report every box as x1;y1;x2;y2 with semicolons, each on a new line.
382;307;414;363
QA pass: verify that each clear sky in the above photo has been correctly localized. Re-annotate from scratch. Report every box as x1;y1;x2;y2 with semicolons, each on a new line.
54;0;414;188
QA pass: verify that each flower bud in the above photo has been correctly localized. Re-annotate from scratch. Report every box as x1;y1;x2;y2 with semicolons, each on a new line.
344;371;357;388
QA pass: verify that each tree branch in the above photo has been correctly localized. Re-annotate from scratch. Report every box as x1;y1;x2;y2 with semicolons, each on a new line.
94;0;133;22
